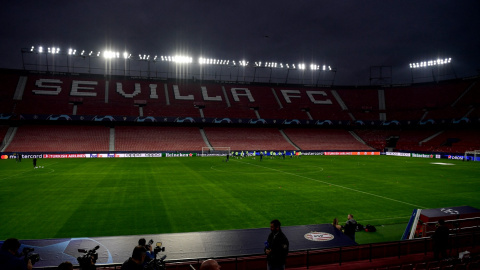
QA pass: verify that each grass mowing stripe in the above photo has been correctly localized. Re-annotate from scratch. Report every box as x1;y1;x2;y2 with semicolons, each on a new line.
233;159;428;209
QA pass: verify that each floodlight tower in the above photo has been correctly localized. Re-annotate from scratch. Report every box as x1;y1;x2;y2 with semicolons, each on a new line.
369;66;392;85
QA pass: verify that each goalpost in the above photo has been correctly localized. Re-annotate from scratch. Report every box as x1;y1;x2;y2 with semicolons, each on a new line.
201;147;231;157
464;150;480;161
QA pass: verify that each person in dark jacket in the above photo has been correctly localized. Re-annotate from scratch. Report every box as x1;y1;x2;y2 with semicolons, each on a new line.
121;246;146;270
0;238;32;270
265;219;289;270
342;214;357;242
432;219;450;260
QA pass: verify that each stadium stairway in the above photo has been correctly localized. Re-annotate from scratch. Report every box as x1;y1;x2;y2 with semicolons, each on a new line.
279;129;301;150
109;127;115;151
0;126;17;152
348;130;373;149
199;127;213;150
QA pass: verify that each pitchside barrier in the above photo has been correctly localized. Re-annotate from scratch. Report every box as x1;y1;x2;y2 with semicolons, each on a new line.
402;206;480;240
32;231;480;270
3;150;480;160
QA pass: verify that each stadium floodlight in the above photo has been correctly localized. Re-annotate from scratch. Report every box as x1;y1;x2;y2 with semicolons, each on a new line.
30;46;34;52
103;51;111;58
48;47;60;54
409;57;452;69
171;55;192;63
298;63;305;70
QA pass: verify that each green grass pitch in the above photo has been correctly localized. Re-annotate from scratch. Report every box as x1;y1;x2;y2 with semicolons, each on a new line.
1;155;479;244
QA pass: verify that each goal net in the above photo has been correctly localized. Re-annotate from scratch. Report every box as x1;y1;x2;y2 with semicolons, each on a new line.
464;150;480;161
201;147;231;157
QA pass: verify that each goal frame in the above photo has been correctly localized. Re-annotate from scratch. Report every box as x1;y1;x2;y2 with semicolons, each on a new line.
201;147;231;157
464;150;480;161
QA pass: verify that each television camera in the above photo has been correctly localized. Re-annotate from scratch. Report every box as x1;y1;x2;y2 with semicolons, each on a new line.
20;247;40;265
77;245;99;270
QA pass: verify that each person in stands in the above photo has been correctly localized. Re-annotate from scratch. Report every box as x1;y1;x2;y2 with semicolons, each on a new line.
200;259;221;270
265;219;289;270
342;214;357;242
121;245;147;270
432;219;450;260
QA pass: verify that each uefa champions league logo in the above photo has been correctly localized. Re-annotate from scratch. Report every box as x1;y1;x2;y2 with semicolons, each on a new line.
304;232;334;242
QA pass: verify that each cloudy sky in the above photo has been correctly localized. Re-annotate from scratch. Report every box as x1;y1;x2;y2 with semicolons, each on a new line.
1;0;479;85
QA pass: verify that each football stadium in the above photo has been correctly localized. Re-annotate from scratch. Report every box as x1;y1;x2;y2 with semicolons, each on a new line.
1;3;480;269
0;47;479;270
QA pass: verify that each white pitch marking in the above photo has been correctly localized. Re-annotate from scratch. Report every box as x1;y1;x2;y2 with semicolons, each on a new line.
234;160;427;209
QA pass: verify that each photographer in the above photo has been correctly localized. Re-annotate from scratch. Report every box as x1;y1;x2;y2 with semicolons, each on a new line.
121;245;147;270
0;238;32;270
138;238;154;261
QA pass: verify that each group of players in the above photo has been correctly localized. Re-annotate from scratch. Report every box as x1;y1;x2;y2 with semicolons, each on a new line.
226;150;302;161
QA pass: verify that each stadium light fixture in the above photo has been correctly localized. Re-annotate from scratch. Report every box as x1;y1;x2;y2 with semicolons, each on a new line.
409;57;452;69
105;51;121;59
199;57;230;65
47;47;60;54
172;55;192;64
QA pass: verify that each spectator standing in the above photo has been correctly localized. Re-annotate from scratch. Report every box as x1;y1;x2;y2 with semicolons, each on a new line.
432;219;450;260
265;219;289;270
342;214;357;242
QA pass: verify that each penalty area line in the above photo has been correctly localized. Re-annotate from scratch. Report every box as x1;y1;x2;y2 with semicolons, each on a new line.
234;159;427;209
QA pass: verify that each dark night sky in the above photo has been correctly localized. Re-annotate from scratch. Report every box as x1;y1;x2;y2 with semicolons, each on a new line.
1;0;479;85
